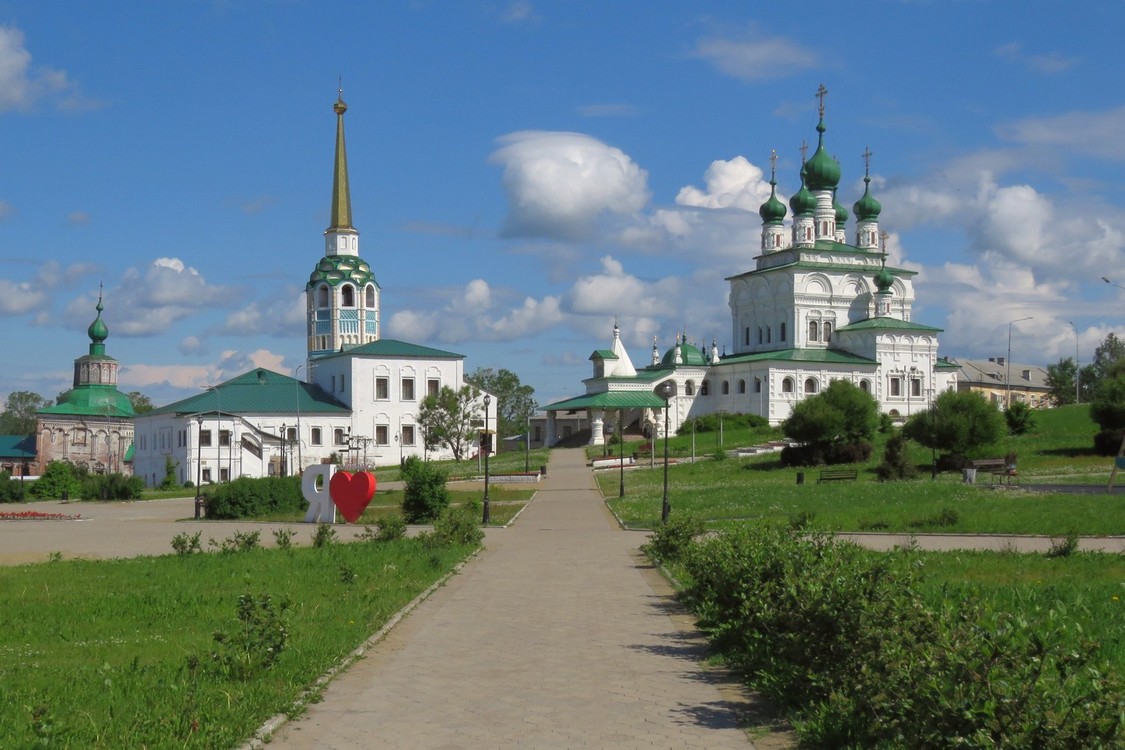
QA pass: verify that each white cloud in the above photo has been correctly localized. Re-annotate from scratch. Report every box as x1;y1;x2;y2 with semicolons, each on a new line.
994;42;1077;74
488;295;563;338
500;1;538;23
178;336;205;355
691;23;817;82
218;294;303;338
489;131;650;240
567;255;683;318
0;278;47;314
0;25;88;113
675;156;772;211
998;105;1125;160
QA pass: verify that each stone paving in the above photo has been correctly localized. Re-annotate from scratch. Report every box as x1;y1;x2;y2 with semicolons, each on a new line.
269;448;771;749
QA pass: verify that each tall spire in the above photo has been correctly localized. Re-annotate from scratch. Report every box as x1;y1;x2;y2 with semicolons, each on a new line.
329;84;354;234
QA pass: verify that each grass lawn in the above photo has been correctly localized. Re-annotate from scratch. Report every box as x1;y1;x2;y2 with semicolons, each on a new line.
0;539;477;748
600;405;1123;534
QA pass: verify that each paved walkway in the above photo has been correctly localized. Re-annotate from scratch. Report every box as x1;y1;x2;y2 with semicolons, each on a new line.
270;448;771;749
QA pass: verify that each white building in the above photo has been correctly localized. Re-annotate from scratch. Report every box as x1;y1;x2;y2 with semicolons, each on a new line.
133;92;492;487
543;89;958;445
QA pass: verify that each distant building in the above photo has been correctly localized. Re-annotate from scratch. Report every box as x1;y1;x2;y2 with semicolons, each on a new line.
35;294;136;475
543;89;959;445
0;435;35;478
132;92;492;487
953;357;1051;408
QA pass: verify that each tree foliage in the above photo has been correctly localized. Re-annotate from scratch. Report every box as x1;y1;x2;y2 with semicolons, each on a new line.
1004;400;1036;435
464;368;537;440
1045;357;1078;406
782;380;878;445
127;391;155;414
28;460;85;500
0;391;51;435
417;384;481;461
903;389;1005;460
400;455;451;523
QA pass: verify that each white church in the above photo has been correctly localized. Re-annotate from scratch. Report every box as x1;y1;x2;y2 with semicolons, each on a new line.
132;93;493;487
543;88;959;446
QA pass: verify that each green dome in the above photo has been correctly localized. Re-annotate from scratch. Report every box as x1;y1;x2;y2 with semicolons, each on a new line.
661;341;707;366
833;191;848;226
44;383;135;418
853;177;882;221
804;118;841;191
307;255;378;289
789;166;816;215
875;265;895;293
88;297;108;344
758;179;787;224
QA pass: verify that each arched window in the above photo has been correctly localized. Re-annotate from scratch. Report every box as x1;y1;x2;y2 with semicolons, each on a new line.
317;285;330;307
780;322;787;341
782;377;794;393
684;381;695;396
823;322;832;342
804;378;818;394
341;284;355;307
757;327;763;345
365;285;376;307
859;379;870;393
808;320;819;342
738;379;746;394
700;380;710;396
744;327;750;346
766;326;772;344
721;380;729;395
754;378;762;393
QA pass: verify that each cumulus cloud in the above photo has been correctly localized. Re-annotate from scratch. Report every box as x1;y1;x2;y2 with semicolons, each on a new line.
218;294;304;338
489;131;650;240
994;42;1077;74
34;260;98;289
676;156;773;211
388;278;563;343
691;22;817;82
0;25;93;112
178;336;205;355
0;278;47;314
567;256;683;318
998;105;1125;160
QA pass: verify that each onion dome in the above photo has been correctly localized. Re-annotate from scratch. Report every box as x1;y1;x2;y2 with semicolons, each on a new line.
661;334;707;366
853;175;882;222
789;165;816;215
307;254;377;289
833;190;848;226
804;117;841;191
87;295;108;345
875;264;895;293
759;176;787;224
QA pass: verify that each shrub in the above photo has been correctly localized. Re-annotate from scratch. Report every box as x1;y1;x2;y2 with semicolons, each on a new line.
80;472;144;501
171;531;202;556
0;471;24;503
211;530;261;553
679;412;768;435
780;439;872;467
642;512;704;565
203;476;303;520
272;528;295;550
159;456;179;490
400;456;451;523
875;432;916;481
1004;400;1036;435
1093;429;1125;457
311;523;337;548
208;593;290;680
361;513;407;542
28;461;83;500
1046;532;1079;558
421;504;483;548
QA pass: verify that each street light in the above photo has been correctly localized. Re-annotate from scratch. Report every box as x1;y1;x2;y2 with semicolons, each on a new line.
929;389;937;480
1006;316;1033;409
294;365;304;476
618;408;625;498
1068;321;1080;405
195;415;204;518
482;394;491;525
1103;276;1125;291
661;381;672;524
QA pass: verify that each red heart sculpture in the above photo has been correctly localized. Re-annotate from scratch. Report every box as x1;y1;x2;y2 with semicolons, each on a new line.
329;470;377;523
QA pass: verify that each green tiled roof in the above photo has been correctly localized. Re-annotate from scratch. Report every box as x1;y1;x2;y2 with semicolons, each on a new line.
544;391;667;412
315;338;463;361
718;347;879;366
148;368;350;417
727;255;917;282
39;385;135;418
590;349;617;360
836;317;943;333
0;435;36;457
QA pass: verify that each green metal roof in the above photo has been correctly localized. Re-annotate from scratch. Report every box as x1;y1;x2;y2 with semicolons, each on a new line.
727;253;918;282
935;357;961;371
315;338;463;361
40;384;135;418
0;435;36;458
717;347;879;366
544;391;667;412
148;368;350;417
590;349;617;360
836;317;943;333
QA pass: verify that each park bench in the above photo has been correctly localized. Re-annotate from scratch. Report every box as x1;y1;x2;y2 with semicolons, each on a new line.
972;458;1018;485
817;469;858;483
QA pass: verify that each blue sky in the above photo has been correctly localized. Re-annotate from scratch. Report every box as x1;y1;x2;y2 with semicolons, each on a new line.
1;1;1123;411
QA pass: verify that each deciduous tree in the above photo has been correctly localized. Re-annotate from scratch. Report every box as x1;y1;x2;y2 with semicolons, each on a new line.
903;390;1004;461
0;391;51;435
417;385;482;462
464;368;537;439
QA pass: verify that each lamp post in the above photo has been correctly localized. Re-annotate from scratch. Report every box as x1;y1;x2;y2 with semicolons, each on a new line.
1103;276;1125;291
618;408;625;498
929;389;937;480
195;415;203;518
661;381;672;524
525;413;530;473
482;394;491;525
1068;321;1080;404
1006;316;1034;409
294;365;304;476
280;424;287;476
691;417;696;464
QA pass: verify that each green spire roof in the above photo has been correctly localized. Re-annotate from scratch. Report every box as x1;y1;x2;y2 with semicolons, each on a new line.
789;163;816;215
328;91;354;233
853;175;882;221
87;291;108;355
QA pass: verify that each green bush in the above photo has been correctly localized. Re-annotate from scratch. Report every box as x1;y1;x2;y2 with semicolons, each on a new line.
680;412;767;435
208;593;290;680
421;504;483;548
642;512;704;565
28;461;83;500
400;456;451;523
674;525;1124;748
1005;400;1036;435
80;472;144;501
0;471;24;503
203;476;303;520
362;514;407;542
311;523;337;548
875;432;916;481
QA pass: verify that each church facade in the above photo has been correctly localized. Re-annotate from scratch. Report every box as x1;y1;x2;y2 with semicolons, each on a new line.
132;93;491;488
544;91;958;445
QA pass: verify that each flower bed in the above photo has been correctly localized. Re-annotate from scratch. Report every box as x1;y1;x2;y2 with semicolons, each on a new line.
0;510;82;521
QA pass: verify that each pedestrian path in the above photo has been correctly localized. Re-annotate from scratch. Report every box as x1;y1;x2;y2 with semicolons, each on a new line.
270;447;767;749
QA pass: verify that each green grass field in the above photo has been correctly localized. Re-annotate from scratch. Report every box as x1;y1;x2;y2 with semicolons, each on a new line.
0;539;476;748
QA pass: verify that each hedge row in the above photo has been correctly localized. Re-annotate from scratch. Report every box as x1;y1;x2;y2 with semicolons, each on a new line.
655;521;1123;748
203;476;304;520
